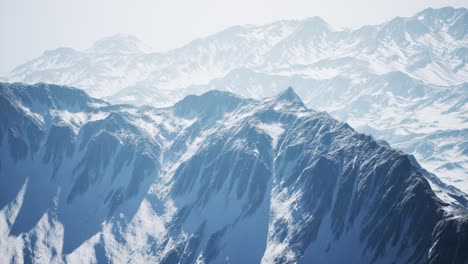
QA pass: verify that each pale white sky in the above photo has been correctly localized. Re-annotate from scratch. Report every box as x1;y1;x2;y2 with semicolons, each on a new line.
1;0;467;75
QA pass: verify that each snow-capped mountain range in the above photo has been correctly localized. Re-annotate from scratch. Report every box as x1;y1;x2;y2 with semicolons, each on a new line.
1;82;467;263
8;7;467;97
5;7;467;195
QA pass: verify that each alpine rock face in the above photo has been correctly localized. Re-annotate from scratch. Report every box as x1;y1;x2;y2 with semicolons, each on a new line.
0;82;467;263
5;7;468;195
180;69;468;199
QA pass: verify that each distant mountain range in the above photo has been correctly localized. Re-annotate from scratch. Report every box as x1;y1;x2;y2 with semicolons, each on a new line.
8;7;466;97
5;7;467;195
1;82;467;263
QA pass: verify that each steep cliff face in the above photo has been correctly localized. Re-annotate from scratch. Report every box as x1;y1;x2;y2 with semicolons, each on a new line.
0;83;467;263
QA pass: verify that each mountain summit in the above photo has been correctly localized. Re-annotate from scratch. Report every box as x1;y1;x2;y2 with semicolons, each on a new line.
274;86;302;102
89;34;151;54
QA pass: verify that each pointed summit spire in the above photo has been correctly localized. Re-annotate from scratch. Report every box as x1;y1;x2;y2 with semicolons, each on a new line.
262;86;310;118
275;86;303;103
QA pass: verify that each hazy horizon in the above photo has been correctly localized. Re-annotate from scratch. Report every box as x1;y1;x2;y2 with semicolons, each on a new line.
1;0;467;75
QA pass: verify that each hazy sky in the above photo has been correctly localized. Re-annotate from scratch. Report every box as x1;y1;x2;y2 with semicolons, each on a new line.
1;0;467;75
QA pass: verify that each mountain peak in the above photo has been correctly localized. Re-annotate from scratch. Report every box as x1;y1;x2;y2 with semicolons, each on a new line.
275;86;302;103
89;34;151;54
415;6;467;24
418;6;465;16
265;87;308;114
173;90;245;120
299;16;333;32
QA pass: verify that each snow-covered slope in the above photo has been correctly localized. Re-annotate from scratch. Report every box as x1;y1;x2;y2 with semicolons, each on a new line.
7;7;467;97
5;7;467;194
1;83;467;263
176;69;468;194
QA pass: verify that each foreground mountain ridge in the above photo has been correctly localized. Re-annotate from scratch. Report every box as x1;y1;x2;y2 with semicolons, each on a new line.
0;82;467;263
